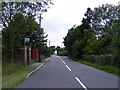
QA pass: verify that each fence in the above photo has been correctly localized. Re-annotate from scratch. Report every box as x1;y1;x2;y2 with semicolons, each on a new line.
82;55;119;67
14;48;24;62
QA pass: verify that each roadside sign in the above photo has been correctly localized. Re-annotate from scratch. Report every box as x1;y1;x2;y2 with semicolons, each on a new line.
24;38;30;46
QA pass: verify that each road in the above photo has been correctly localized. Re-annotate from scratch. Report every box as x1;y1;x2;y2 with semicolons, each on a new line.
16;55;119;89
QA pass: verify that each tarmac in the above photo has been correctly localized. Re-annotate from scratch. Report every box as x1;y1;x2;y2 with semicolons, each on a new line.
27;57;51;78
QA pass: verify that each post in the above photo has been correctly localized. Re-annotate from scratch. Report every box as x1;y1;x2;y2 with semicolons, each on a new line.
49;40;50;47
24;47;27;66
28;47;31;65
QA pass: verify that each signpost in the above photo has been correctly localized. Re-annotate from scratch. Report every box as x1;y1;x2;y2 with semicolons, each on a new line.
24;38;31;66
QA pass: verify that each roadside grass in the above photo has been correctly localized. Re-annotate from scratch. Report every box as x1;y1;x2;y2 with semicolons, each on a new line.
2;61;35;88
69;57;120;77
31;59;37;64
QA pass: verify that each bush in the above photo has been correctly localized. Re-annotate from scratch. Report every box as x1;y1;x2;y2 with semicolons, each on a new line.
58;47;68;56
82;55;95;63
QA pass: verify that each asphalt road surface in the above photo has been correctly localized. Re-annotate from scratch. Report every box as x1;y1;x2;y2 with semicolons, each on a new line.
16;55;119;89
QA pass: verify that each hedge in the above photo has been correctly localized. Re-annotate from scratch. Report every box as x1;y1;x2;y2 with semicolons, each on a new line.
82;55;119;67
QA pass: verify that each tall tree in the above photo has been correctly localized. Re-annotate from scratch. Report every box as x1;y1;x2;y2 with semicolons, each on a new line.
2;1;53;28
64;8;93;58
2;1;53;62
91;4;120;54
91;4;119;37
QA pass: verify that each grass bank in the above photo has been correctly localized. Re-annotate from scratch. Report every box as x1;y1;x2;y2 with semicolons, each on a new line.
2;61;35;88
69;57;120;77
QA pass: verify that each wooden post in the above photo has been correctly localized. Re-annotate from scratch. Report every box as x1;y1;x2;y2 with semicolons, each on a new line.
28;47;31;65
24;47;27;66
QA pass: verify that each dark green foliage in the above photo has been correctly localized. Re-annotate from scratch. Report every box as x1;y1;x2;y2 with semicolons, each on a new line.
40;45;50;58
85;51;120;67
2;1;53;28
49;46;55;55
64;7;93;58
58;47;68;56
82;54;118;67
64;4;120;67
2;1;53;62
83;36;101;55
56;46;60;55
77;60;120;76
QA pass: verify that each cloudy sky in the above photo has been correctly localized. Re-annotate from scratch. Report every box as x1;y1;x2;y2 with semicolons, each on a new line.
41;0;119;47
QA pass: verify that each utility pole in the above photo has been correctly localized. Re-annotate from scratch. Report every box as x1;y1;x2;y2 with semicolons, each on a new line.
61;44;62;48
38;13;42;62
39;14;42;29
49;40;50;47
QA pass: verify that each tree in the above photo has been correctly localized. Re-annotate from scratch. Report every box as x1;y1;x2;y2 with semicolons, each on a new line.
91;4;119;37
56;46;60;55
110;19;120;56
2;13;29;61
49;46;55;55
2;1;53;28
91;4;120;55
2;1;53;62
58;47;68;56
63;8;93;58
83;36;101;55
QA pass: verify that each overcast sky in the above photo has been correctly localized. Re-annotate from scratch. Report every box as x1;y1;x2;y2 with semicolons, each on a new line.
41;0;119;47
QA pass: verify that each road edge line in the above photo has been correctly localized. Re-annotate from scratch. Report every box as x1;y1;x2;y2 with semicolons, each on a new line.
27;57;51;78
27;63;45;78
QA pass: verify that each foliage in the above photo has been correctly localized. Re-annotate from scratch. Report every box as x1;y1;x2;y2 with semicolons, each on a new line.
64;4;120;67
49;46;55;55
58;47;68;56
2;1;53;62
71;40;83;58
77;60;120;76
83;36;101;55
40;45;50;58
2;1;53;28
64;7;93;58
91;4;119;36
56;46;60;55
82;54;118;66
110;19;120;56
2;61;35;88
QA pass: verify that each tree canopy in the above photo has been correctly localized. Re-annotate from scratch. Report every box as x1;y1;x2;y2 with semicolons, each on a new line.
63;4;120;60
2;1;53;62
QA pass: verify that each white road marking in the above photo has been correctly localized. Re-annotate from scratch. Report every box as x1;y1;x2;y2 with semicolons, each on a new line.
65;65;72;71
59;56;72;71
59;57;63;61
59;56;65;63
62;61;65;64
61;60;64;62
27;63;45;78
75;77;88;90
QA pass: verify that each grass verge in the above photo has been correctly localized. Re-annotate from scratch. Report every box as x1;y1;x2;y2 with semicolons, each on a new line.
2;61;35;88
69;57;120;77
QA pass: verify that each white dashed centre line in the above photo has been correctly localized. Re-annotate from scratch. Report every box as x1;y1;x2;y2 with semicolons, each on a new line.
59;57;63;61
59;56;87;89
75;77;88;90
65;65;71;71
59;56;71;71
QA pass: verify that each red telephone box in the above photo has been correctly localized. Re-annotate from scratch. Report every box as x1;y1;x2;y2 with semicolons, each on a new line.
32;49;39;61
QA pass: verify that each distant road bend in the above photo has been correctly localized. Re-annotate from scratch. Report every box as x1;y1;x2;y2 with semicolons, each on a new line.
17;55;119;89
